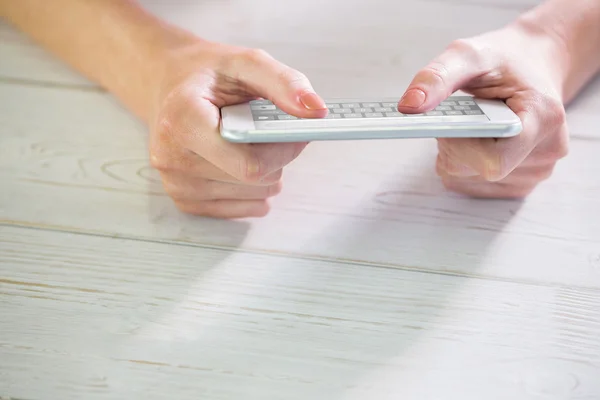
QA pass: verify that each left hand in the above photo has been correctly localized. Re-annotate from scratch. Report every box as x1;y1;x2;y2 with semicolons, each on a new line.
397;22;570;198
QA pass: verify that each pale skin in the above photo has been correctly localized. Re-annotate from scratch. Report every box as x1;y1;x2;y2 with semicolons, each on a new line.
1;0;599;218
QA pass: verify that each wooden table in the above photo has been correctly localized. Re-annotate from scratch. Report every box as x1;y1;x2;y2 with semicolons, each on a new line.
1;1;599;399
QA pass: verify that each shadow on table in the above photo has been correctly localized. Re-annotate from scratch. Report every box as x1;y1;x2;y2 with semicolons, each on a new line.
241;156;526;398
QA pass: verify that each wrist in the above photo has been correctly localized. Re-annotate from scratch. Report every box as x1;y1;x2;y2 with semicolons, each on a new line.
513;0;600;103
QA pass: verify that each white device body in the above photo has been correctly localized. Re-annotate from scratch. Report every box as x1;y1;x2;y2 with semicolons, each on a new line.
220;97;522;143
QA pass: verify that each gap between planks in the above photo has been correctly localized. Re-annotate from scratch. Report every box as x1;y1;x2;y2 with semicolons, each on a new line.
1;221;598;293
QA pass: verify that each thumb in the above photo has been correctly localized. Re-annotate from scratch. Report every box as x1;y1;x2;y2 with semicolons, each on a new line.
228;49;328;118
397;40;490;114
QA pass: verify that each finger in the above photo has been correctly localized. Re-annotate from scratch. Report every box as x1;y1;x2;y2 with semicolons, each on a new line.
162;174;282;201
150;135;282;185
397;39;494;113
155;95;307;182
226;48;328;118
441;177;536;199
439;163;555;186
175;199;271;219
436;145;479;177
435;107;538;181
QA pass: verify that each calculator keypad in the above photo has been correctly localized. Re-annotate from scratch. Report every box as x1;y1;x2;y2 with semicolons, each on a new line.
250;96;484;121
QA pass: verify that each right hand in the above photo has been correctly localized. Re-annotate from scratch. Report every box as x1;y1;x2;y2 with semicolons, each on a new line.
149;40;328;219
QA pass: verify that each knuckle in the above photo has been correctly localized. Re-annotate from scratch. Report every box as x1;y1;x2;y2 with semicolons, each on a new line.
149;145;173;173
545;96;567;127
277;67;308;87
447;38;480;62
548;129;570;161
238;153;265;182
240;48;271;66
422;61;449;87
267;181;283;197
535;166;555;182
482;153;510;182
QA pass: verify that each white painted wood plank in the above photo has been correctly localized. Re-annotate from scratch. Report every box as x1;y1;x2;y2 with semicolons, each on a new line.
1;225;599;400
0;82;599;289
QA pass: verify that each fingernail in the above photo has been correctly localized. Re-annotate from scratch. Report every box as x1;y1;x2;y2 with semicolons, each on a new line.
399;89;426;108
300;92;327;110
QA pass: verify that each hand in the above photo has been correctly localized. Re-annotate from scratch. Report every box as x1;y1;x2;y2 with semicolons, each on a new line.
149;41;327;218
397;23;569;198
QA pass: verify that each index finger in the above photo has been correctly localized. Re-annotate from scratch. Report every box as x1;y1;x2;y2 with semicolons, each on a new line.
439;105;538;181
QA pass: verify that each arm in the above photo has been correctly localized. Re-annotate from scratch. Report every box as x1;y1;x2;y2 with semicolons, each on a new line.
0;0;327;219
515;0;600;104
0;0;195;122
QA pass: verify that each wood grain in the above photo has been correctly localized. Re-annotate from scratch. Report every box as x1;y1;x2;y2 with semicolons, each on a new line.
0;81;599;289
1;225;599;400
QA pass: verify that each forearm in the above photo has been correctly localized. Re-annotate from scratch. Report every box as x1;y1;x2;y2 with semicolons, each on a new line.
0;0;196;122
516;0;600;104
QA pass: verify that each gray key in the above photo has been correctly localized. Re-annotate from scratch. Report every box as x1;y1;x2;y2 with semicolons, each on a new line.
382;102;397;108
255;115;274;120
385;112;403;117
324;113;344;118
250;100;271;105
364;112;384;118
341;103;359;108
361;103;380;108
453;105;472;110
343;113;363;118
335;108;352;114
465;110;483;115
251;104;276;110
326;103;341;109
436;106;452;111
441;101;457;106
426;111;444;116
355;107;373;113
374;107;393;112
254;110;283;115
445;110;464;115
459;100;475;105
277;115;297;120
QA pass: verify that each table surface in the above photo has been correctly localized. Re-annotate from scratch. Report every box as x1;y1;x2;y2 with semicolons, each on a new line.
1;1;599;399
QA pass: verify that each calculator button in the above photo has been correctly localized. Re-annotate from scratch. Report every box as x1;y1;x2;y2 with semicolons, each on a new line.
435;106;452;111
254;110;283;115
426;111;444;116
324;113;344;118
361;103;380;108
277;115;297;120
381;102;397;108
256;115;274;120
374;107;393;112
365;112;384;118
343;113;363;118
441;101;457;106
251;105;276;110
250;100;271;105
465;110;483;115
385;112;403;117
355;107;373;113
445;110;464;115
326;103;341;109
459;100;475;105
453;105;472;110
341;103;359;108
335;108;352;114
